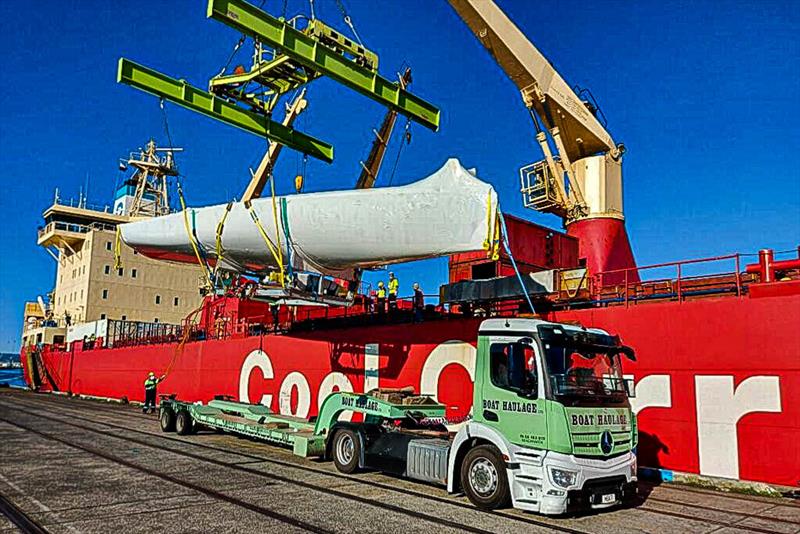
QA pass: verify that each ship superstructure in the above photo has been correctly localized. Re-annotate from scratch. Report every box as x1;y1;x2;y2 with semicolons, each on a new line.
21;141;204;349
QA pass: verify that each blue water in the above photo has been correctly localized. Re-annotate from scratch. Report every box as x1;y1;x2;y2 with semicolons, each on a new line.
0;368;26;388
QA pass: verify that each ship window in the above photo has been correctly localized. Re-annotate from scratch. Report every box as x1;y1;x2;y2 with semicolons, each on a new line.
131;269;137;278
100;314;106;319
154;318;159;323
121;315;127;321
155;295;161;305
133;250;138;255
117;268;123;276
106;241;112;251
104;265;110;275
102;289;108;299
173;297;179;306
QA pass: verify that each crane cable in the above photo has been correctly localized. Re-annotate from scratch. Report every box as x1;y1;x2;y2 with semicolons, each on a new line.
386;117;412;186
498;211;536;314
335;0;364;46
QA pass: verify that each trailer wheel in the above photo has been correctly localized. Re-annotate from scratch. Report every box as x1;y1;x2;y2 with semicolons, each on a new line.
461;445;511;510
159;407;176;432
175;410;194;436
332;429;360;474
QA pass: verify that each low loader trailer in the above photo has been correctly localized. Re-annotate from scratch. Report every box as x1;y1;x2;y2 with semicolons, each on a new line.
159;318;639;515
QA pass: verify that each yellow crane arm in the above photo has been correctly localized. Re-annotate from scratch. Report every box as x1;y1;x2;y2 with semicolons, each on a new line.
447;0;617;162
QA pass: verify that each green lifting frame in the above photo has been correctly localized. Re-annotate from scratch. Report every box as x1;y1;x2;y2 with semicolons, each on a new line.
116;58;334;163
206;0;441;132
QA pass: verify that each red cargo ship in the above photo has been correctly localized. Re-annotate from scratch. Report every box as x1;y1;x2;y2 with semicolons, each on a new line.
22;219;800;488
18;0;800;493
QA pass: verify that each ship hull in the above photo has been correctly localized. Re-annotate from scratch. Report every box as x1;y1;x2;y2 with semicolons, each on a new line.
24;292;800;488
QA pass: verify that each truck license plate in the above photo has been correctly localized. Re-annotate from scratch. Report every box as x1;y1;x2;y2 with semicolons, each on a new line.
601;493;616;504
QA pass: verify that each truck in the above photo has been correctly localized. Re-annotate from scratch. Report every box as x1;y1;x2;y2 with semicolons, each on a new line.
159;318;638;515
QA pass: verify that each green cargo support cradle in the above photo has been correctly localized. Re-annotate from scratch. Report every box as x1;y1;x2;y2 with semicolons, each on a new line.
206;0;441;131
116;58;334;163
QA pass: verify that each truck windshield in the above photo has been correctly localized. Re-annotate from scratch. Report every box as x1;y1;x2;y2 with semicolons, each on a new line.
537;325;632;404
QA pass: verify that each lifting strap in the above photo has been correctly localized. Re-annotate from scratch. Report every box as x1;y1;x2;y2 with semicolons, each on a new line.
178;184;214;289
212;201;234;279
247;179;286;288
113;226;123;270
280;197;295;278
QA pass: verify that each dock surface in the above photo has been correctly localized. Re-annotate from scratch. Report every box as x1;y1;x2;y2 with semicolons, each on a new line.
1;390;798;534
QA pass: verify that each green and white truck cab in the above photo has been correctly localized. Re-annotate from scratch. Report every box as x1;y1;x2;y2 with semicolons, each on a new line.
159;317;637;515
446;318;638;514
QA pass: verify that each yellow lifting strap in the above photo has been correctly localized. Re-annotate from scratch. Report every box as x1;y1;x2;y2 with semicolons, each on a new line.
113;226;123;270
178;185;213;289
213;201;233;278
491;212;501;261
249;207;286;287
483;190;493;251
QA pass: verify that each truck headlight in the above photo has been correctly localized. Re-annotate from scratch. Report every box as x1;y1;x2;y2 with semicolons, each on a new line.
550;467;578;489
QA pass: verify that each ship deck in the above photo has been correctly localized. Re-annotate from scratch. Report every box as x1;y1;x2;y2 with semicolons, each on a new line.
1;390;798;534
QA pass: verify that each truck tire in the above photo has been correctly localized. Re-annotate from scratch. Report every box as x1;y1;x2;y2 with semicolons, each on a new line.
460;445;511;510
159;407;176;432
175;410;194;436
332;429;360;474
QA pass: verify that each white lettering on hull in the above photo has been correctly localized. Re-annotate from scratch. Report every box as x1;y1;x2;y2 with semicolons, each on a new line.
627;374;672;414
419;341;475;401
239;349;273;406
695;375;781;479
279;371;311;417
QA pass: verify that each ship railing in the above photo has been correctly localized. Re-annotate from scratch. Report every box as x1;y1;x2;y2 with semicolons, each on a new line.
591;253;750;306
37;221;118;239
105;319;184;348
53;197;113;213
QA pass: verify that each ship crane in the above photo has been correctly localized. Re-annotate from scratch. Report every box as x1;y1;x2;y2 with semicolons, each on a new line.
448;0;637;277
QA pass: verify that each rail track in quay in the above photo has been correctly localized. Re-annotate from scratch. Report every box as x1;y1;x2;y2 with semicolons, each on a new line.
1;390;798;533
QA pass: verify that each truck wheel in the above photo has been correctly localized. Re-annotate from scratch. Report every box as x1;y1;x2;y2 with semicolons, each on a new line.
332;429;360;474
159;408;176;432
461;445;511;510
175;410;194;436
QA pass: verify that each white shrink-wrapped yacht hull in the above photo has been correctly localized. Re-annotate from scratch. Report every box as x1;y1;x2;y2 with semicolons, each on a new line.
119;159;499;275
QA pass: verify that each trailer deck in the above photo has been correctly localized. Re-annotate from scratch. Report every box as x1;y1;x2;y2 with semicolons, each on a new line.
1;390;798;533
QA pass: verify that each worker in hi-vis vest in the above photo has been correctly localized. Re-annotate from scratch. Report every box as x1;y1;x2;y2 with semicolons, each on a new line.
143;372;165;414
388;272;399;312
375;281;386;314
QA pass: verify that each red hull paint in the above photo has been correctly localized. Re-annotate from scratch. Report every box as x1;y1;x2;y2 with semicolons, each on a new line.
566;218;638;283
26;293;800;487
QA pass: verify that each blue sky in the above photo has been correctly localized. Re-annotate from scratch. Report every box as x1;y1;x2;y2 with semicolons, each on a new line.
0;0;798;351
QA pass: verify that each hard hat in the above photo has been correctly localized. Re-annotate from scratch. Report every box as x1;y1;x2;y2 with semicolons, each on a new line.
413;283;419;289
389;272;395;276
378;281;384;287
148;372;155;377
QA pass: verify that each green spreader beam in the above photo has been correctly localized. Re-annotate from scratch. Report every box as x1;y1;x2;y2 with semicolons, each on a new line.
117;58;334;163
206;0;441;132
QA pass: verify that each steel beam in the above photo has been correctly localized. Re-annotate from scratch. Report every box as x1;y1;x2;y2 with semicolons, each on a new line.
117;58;334;163
206;0;440;131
